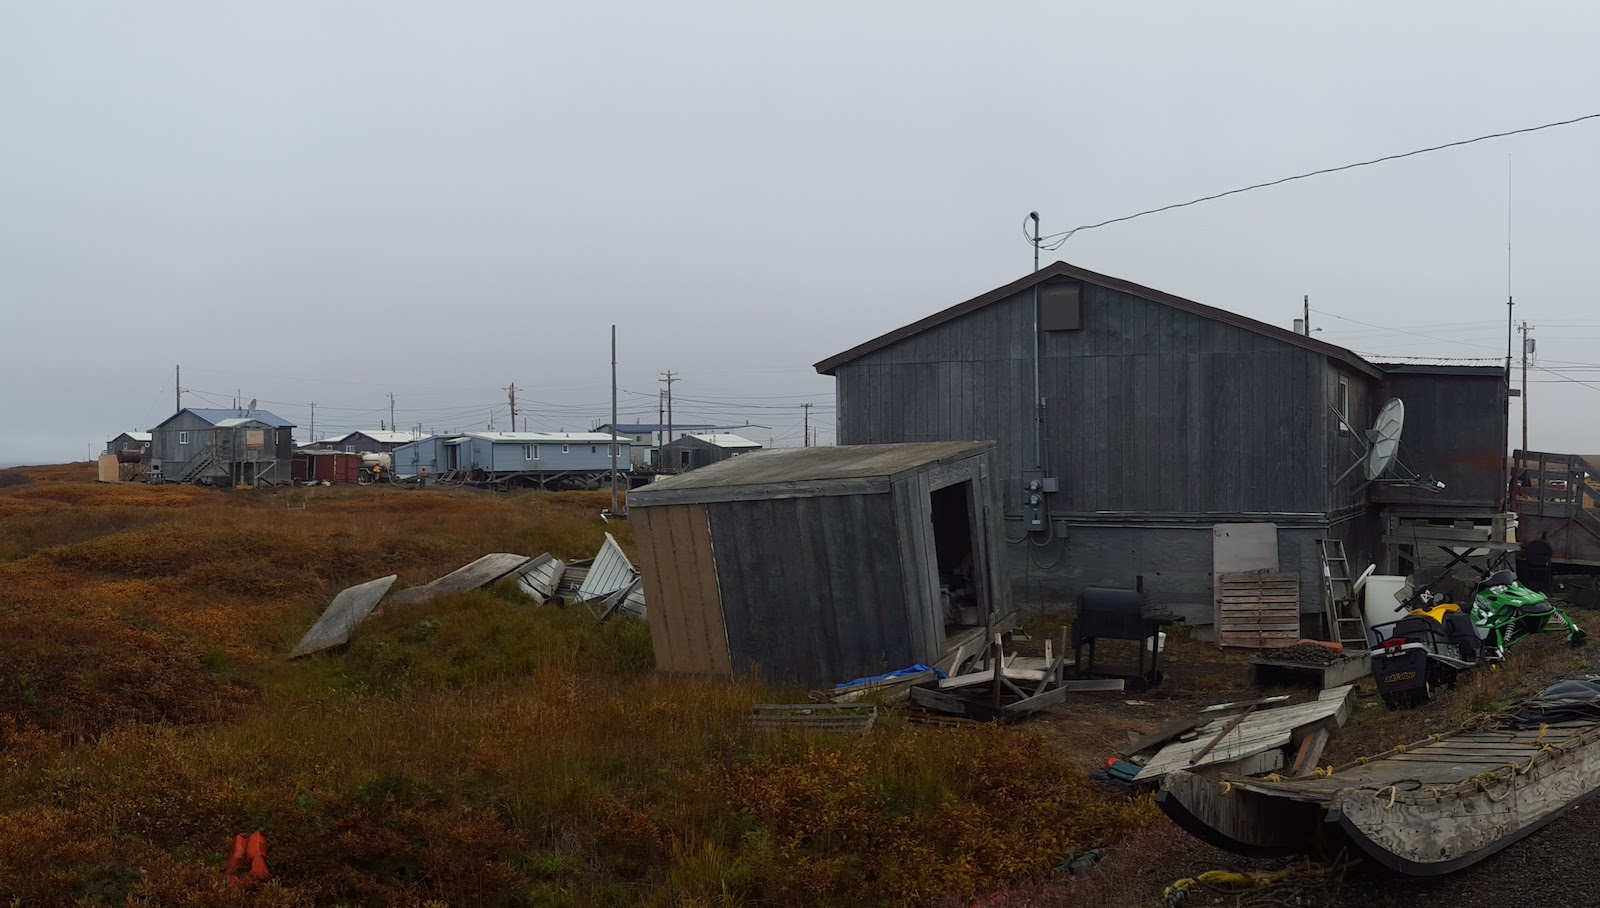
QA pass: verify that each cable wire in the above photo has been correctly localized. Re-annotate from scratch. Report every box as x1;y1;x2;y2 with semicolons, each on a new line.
1031;112;1600;249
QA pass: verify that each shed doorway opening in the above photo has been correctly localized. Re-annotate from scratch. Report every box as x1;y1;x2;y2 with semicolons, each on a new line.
930;481;983;627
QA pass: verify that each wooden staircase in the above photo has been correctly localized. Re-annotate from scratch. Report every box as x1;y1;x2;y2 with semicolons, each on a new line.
1320;538;1368;649
177;454;215;484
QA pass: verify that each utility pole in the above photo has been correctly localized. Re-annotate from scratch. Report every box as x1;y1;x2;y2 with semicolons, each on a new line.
1520;322;1534;453
1303;295;1310;334
388;392;396;432
659;370;678;461
175;364;181;412
657;390;665;465
309;402;316;443
802;402;812;447
610;326;620;515
504;384;516;430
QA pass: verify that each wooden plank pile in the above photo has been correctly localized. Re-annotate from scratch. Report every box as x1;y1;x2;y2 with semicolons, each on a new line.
1128;686;1354;784
905;630;1124;724
749;704;877;735
1217;570;1301;649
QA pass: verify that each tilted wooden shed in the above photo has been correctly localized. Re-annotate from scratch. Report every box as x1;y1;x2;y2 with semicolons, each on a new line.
629;442;1010;685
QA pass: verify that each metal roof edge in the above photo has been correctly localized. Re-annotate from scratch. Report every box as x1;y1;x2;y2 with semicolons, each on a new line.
813;261;1383;379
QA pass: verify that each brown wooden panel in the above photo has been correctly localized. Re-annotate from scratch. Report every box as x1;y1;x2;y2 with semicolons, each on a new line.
1217;570;1300;649
635;504;731;676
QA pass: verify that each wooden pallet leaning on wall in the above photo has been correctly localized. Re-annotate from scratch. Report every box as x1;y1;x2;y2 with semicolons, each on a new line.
1217;570;1300;649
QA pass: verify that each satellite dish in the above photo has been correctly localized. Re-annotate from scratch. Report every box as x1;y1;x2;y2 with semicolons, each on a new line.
247;398;257;414
1363;398;1404;480
1331;395;1440;492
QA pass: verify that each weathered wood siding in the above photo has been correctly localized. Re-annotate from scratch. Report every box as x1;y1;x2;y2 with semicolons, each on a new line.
1372;371;1507;510
706;493;915;685
835;280;1328;516
1016;522;1330;624
633;504;733;676
1327;361;1377;514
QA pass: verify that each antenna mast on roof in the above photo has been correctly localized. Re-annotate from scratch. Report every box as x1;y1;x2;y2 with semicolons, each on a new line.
175;364;181;412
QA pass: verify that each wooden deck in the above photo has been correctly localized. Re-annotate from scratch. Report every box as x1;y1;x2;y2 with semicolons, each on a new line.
1159;707;1600;875
1512;450;1600;567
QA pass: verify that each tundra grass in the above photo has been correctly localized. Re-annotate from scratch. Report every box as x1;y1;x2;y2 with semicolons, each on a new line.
0;472;1159;907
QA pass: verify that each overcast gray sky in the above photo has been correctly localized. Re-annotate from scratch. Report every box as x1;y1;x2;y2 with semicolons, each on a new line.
4;2;1599;464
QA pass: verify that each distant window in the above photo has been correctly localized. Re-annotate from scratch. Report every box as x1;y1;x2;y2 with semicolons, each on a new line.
1337;376;1351;435
561;444;569;454
612;444;621;457
345;445;355;454
178;431;189;445
680;450;691;467
526;445;538;461
591;446;597;454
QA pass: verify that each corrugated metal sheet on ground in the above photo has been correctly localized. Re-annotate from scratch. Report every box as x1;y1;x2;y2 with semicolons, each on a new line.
1218;570;1300;649
578;533;636;601
289;575;398;658
516;554;565;602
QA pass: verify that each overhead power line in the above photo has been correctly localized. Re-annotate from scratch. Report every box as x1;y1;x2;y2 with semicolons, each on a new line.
1031;112;1600;249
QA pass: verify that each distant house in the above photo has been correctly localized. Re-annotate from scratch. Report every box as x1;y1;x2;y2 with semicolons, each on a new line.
105;432;151;458
315;430;416;455
659;433;763;472
594;423;771;468
149;408;296;486
446;432;630;483
392;435;462;479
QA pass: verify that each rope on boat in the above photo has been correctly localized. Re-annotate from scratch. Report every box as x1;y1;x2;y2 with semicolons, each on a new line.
1218;780;1233;796
1377;786;1399;810
1535;723;1549;745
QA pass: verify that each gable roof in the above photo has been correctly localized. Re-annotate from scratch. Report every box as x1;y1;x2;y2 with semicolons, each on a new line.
156;408;295;430
320;430;417;445
814;260;1384;379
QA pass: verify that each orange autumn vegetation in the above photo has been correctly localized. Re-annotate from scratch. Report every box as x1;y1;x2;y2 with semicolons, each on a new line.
0;468;1159;906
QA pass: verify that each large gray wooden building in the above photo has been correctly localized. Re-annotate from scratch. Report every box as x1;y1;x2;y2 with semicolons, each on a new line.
816;261;1509;630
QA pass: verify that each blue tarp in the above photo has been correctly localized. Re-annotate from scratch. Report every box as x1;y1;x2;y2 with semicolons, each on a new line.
834;663;948;689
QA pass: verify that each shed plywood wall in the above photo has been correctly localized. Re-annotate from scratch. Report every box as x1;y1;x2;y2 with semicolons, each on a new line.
835;282;1327;516
633;504;732;676
708;493;911;685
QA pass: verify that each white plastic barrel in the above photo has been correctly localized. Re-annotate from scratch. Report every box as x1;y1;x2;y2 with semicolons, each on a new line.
1362;575;1409;633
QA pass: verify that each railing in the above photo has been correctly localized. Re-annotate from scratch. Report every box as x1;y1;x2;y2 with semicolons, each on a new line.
1511;449;1600;532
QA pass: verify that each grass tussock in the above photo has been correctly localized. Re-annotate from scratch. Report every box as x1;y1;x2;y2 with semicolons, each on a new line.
0;477;1160;906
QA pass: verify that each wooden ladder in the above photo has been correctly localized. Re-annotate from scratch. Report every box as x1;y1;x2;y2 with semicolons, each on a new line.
1319;538;1368;650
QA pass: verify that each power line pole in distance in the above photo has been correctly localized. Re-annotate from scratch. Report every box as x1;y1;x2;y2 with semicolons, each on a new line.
660;370;678;466
802;402;812;447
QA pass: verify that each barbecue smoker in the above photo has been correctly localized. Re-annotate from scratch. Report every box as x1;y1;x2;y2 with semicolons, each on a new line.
1072;587;1182;690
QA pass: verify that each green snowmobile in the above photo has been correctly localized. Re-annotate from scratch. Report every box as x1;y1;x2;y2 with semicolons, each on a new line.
1470;568;1586;661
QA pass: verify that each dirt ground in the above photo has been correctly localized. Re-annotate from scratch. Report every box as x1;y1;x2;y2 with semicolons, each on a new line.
997;610;1600;907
